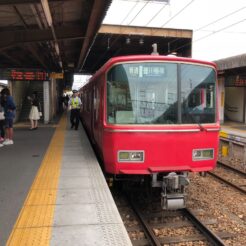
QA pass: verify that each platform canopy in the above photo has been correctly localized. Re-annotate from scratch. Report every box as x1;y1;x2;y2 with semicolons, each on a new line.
0;0;192;77
82;24;192;73
0;0;112;73
215;53;246;72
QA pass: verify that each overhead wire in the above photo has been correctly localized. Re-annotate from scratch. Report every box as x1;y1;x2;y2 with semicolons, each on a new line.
145;2;168;27
166;5;246;54
149;0;196;50
127;1;149;25
160;0;196;28
91;0;150;71
96;0;139;43
194;17;246;43
92;0;246;71
194;5;246;32
171;17;246;54
120;0;139;25
91;0;195;71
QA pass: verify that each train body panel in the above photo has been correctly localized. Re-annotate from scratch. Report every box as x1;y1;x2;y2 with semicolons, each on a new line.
80;55;219;176
102;126;219;174
80;54;220;209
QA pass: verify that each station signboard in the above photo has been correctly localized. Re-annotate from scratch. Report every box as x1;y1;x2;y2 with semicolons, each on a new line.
0;69;48;81
50;72;64;79
225;75;246;87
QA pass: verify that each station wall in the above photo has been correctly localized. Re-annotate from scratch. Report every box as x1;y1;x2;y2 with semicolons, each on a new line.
10;80;30;122
225;87;245;123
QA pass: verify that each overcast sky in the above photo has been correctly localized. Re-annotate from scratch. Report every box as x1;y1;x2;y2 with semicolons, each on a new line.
103;0;246;61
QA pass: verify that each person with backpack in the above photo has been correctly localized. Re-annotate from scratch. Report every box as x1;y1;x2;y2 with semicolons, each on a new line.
0;92;5;146
1;88;16;145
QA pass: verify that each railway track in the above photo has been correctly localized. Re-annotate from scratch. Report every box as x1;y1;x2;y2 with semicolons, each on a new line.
129;202;228;246
208;161;246;195
217;161;246;177
115;191;232;246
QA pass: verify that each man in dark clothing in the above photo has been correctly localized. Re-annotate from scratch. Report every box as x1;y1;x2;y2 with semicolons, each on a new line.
0;88;16;145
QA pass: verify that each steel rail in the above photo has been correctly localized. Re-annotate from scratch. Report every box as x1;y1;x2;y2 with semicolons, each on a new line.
182;208;226;246
208;172;246;195
128;199;161;246
217;161;246;177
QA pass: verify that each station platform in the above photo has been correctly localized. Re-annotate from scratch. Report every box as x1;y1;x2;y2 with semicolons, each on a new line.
219;121;246;167
0;114;132;246
220;121;246;143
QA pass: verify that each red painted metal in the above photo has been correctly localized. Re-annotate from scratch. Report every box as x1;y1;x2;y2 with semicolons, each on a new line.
80;55;219;175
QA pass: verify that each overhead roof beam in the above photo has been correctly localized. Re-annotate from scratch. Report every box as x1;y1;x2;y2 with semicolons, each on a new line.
0;0;63;4
12;4;48;68
77;0;112;71
99;24;193;38
26;44;48;68
0;26;85;50
1;51;22;66
41;0;63;69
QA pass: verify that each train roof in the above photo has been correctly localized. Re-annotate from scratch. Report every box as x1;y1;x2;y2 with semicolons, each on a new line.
91;55;217;79
78;56;218;88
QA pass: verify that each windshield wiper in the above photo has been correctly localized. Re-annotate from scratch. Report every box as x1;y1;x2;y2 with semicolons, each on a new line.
187;113;206;131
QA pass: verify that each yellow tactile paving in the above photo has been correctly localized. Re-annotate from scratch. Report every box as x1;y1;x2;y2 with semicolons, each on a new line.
15;205;55;228
25;190;57;205
7;114;67;246
8;228;51;246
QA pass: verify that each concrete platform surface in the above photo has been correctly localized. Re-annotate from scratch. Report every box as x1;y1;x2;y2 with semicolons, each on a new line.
1;115;132;246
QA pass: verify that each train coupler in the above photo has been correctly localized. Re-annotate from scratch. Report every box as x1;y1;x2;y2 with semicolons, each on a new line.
160;172;190;210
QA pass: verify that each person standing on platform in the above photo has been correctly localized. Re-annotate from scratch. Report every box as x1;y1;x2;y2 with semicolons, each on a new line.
68;90;82;130
28;91;41;130
1;88;16;145
0;93;5;146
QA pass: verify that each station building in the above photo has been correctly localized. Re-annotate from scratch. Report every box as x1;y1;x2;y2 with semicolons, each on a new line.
215;53;246;125
215;54;246;166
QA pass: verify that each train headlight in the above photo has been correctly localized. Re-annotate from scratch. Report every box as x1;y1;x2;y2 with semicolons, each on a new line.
192;149;214;161
118;151;144;162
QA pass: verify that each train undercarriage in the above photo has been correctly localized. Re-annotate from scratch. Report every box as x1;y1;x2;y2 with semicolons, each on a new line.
152;172;190;210
109;171;190;210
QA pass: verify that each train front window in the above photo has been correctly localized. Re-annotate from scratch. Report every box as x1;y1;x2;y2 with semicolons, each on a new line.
107;62;178;124
106;62;216;125
181;64;216;123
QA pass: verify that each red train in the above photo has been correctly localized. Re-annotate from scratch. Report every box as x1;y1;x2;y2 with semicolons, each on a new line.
80;54;220;209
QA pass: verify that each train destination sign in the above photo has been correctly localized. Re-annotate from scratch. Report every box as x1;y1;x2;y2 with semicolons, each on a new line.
128;64;166;78
0;69;48;81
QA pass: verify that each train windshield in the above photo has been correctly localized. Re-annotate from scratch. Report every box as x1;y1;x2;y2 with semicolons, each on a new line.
106;62;216;125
